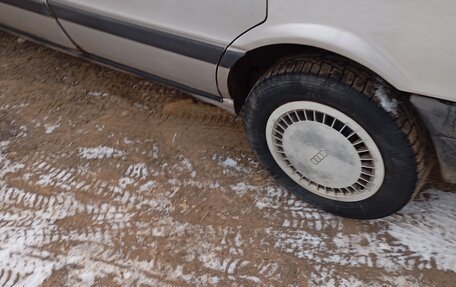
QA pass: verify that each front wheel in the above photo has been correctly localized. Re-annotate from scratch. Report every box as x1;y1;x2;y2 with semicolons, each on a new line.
243;55;429;219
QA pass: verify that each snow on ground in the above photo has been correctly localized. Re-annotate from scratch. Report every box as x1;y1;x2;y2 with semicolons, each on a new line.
0;32;454;286
78;146;126;160
0;137;454;286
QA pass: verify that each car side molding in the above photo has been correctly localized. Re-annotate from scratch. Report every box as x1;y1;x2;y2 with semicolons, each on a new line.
47;1;244;69
0;21;225;105
0;0;50;16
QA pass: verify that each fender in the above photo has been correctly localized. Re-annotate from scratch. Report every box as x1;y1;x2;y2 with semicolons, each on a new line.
218;23;412;100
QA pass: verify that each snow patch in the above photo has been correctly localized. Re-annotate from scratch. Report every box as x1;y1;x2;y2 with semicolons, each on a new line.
257;186;456;274
88;91;109;97
139;180;157;192
152;144;159;159
375;84;398;116
125;163;149;179
213;155;251;174
180;156;193;171
78;146;125;160
385;189;456;272
221;157;238;168
44;122;60;134
230;182;259;196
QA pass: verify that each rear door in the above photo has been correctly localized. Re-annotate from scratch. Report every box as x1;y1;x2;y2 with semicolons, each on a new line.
0;0;75;49
48;0;267;96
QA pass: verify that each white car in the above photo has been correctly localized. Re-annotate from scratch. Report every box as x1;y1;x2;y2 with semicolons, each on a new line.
1;0;455;218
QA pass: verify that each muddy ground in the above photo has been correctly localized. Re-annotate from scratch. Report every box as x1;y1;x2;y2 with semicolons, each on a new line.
0;32;455;287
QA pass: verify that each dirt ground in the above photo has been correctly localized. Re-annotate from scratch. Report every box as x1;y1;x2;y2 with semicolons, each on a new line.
0;32;455;287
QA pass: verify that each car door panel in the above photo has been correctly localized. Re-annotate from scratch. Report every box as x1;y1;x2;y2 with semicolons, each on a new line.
58;20;222;95
48;0;267;95
0;0;76;49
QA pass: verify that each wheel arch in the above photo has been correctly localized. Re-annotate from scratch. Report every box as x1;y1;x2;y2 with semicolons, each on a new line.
220;24;413;113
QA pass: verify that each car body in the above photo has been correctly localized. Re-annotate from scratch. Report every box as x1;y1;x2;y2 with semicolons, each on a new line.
1;0;455;218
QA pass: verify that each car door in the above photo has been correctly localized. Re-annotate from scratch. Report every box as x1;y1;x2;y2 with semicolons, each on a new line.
47;0;267;97
0;0;75;49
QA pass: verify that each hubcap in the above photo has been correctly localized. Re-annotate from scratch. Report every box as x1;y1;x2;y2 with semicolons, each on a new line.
266;101;385;202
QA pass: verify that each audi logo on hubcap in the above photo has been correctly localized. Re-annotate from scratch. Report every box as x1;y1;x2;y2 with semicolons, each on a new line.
311;150;328;165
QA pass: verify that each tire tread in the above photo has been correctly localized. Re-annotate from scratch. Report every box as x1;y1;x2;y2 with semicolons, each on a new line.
248;53;431;203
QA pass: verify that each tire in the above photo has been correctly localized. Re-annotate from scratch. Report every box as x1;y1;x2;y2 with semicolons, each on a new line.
243;54;430;219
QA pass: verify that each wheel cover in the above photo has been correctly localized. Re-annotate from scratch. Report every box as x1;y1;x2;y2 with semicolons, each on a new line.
266;101;385;202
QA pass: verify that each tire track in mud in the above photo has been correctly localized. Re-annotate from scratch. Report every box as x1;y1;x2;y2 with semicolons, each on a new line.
253;184;444;271
0;32;455;286
0;137;270;285
0;133;294;286
1;31;291;286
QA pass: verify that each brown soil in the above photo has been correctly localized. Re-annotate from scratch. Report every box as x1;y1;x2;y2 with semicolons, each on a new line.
0;32;455;287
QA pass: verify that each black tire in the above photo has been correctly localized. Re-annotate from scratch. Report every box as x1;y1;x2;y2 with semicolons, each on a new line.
243;54;430;219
